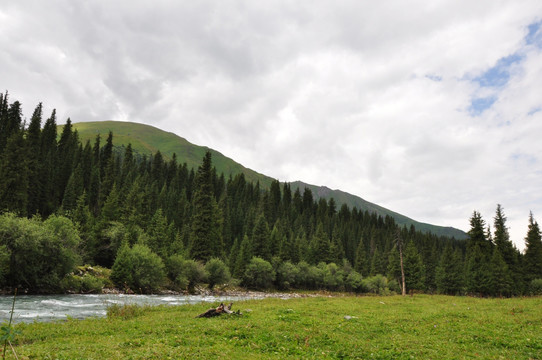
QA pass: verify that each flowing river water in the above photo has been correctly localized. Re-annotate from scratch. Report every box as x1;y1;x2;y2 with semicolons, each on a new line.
0;293;268;324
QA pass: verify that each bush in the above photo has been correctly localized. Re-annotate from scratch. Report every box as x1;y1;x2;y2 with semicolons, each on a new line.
320;262;345;291
362;274;390;295
60;274;104;293
295;261;322;290
166;256;206;292
0;244;9;287
205;258;231;290
530;278;542;295
0;213;81;292
111;244;166;293
243;257;275;290
275;261;299;290
106;304;150;319
345;271;363;292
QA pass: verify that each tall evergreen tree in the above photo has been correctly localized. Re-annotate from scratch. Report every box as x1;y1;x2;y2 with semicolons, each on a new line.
252;214;271;260
25;103;43;215
0;132;29;215
190;151;223;261
524;212;542;281
436;245;464;295
404;241;425;293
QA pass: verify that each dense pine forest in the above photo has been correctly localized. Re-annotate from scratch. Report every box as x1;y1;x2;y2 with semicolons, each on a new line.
1;92;542;296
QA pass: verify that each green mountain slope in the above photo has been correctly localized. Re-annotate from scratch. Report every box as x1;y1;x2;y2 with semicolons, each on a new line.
70;121;275;188
290;182;467;239
68;121;467;239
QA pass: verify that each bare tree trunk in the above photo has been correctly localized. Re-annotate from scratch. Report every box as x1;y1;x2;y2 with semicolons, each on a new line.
397;230;406;296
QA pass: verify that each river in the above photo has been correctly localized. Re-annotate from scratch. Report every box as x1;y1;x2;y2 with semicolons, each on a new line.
0;293;266;324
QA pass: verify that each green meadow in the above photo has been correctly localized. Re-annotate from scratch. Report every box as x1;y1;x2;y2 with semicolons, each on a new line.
8;295;542;359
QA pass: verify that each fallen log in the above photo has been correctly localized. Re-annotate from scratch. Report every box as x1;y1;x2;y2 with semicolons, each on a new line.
196;303;241;318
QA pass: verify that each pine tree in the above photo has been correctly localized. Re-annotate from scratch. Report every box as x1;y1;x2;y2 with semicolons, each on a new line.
190;151;223;261
234;235;252;278
252;214;271;260
354;237;368;276
38;110;58;216
524;212;542;281
310;222;331;264
25;103;43;215
404;241;425;293
489;247;512;296
0;132;29;215
436;245;464;295
61;164;84;213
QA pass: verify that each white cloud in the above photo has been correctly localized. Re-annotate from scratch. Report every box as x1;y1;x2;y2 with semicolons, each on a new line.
1;0;542;249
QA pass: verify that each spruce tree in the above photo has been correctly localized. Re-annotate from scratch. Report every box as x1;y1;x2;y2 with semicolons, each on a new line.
404;241;425;293
0;132;29;215
190;151;222;261
25;103;43;215
354;237;368;276
252;214;271;260
524;212;542;281
436;245;464;295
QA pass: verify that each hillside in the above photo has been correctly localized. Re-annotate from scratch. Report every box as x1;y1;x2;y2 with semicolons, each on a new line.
69;121;275;188
68;121;467;239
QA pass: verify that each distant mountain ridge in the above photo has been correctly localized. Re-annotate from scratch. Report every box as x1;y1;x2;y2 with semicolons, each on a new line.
68;121;467;239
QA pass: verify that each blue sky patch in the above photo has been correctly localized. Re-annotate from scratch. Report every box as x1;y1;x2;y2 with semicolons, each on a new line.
526;21;542;48
474;54;523;88
469;96;497;116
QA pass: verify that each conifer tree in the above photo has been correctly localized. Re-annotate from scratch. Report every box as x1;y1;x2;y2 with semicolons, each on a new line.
190;151;223;261
38;110;58;215
234;235;252;278
436;245;464;295
310;222;331;264
252;214;271;260
524;212;542;281
404;241;425;293
0;132;29;215
354;237;369;276
25;103;43;215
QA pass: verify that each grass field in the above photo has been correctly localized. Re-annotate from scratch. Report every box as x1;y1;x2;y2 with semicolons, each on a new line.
9;295;542;359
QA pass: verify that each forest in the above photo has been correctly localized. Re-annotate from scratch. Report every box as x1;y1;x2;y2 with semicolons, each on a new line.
1;91;542;296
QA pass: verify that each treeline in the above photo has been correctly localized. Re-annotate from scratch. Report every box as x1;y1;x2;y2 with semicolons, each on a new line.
1;92;541;296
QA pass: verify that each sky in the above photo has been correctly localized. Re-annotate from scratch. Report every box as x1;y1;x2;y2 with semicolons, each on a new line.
1;1;542;250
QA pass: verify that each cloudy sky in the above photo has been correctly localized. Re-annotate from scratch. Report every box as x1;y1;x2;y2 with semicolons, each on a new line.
2;1;542;249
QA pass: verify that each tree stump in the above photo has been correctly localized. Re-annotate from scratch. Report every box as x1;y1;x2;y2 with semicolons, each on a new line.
195;303;241;318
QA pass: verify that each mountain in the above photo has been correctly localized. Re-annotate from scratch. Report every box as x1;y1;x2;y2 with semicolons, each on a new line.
68;121;467;239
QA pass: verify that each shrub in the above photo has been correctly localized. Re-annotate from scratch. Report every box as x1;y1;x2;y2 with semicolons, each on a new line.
275;261;299;290
320;262;345;291
106;303;150;319
362;274;390;295
243;257;275;290
205;258;231;290
345;271;363;292
0;213;80;292
182;259;207;293
111;244;165;293
530;278;542;295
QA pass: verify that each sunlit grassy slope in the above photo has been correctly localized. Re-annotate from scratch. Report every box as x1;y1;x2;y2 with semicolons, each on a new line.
66;120;466;239
70;121;275;188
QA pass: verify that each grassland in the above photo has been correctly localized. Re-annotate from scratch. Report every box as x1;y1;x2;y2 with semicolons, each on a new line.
10;295;542;359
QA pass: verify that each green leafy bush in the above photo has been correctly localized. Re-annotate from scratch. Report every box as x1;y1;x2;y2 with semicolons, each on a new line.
205;258;230;290
362;274;390;295
530;278;542;295
0;213;80;292
275;261;299;290
243;257;275;290
111;244;165;293
345;271;363;292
